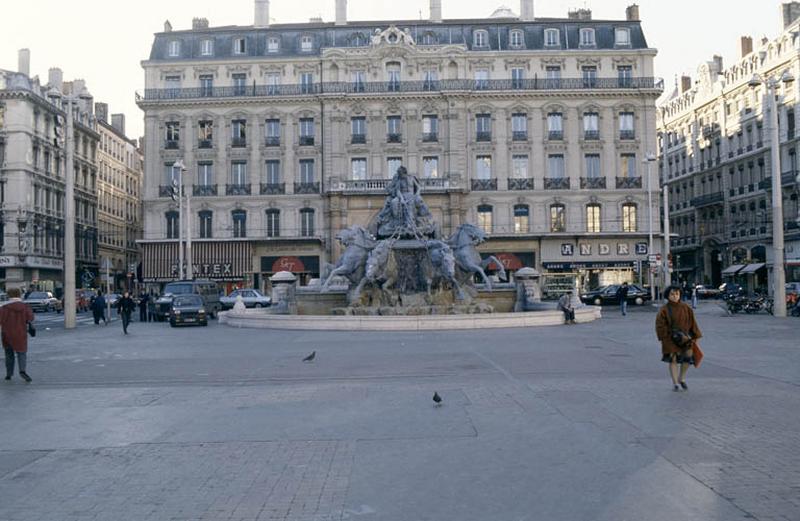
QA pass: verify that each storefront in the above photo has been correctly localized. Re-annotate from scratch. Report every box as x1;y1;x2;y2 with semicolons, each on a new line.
260;255;321;289
479;251;535;281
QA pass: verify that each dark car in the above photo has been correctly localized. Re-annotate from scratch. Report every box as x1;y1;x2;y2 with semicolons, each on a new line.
580;284;651;306
23;291;59;312
155;280;222;321
169;294;208;327
694;284;721;299
718;282;744;297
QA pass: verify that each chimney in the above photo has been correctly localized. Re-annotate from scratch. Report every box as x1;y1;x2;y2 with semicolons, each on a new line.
740;36;753;57
164;20;172;32
520;0;534;21
48;68;63;91
783;2;800;28
255;0;269;27
192;17;209;30
111;114;126;136
18;49;30;77
712;55;724;75
680;75;692;94
625;4;640;21
430;0;442;22
568;8;592;20
335;0;347;25
95;102;109;123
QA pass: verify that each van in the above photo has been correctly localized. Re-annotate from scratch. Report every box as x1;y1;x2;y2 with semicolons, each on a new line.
154;280;222;321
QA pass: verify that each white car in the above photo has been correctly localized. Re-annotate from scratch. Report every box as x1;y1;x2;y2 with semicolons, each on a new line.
220;289;271;309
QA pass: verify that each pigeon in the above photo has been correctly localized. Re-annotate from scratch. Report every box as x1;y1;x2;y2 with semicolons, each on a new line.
432;392;442;406
302;351;316;362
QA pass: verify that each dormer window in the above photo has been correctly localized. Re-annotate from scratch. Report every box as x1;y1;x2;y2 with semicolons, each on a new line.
233;37;246;55
300;35;313;52
580;28;596;47
168;41;181;57
421;32;438;45
509;30;524;48
544;28;560;47
615;28;631;46
473;30;489;48
267;37;280;53
200;39;214;56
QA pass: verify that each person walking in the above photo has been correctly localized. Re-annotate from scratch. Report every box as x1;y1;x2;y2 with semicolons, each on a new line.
138;292;149;322
656;285;703;392
616;282;630;316
558;291;576;324
117;291;136;334
1;288;35;383
147;292;157;322
691;283;698;309
91;290;107;325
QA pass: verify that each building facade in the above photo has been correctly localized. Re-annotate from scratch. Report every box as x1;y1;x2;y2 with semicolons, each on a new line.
96;107;144;292
657;2;800;293
137;0;662;295
0;51;99;294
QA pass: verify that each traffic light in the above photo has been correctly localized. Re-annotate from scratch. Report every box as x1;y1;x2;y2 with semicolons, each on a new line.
53;115;65;148
170;178;179;202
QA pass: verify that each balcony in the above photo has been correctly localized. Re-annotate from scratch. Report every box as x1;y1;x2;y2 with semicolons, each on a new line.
512;131;528;141
198;139;213;149
583;130;599;140
332;176;457;194
422;132;438;143
225;184;251;196
691;192;724;207
616;176;643;189
294;182;320;194
619;130;636;140
387;133;402;143
476;131;492;142
507;178;534;191
164;140;179;150
193;184;218;196
547;130;563;141
265;136;280;147
231;137;247;148
471;179;498;191
759;171;798;190
137;77;664;102
544;177;570;190
351;134;366;144
580;177;607;189
260;183;286;195
299;136;315;146
158;185;174;198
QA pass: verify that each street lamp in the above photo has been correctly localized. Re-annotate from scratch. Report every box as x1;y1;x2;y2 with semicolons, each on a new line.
748;69;795;317
644;153;657;301
172;159;192;280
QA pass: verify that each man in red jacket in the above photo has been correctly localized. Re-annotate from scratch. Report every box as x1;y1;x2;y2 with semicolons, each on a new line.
2;287;35;382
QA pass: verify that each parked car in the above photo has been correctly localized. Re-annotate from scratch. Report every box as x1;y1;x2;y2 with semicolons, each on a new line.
785;282;800;296
23;291;59;312
580;284;651;306
718;282;744;297
169;294;208;327
694;284;721;299
155;280;222;321
220;289;272;309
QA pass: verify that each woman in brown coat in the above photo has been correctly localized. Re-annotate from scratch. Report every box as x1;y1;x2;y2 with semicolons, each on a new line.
2;287;35;383
655;285;702;392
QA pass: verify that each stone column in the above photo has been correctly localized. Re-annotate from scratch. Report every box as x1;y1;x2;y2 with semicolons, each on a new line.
270;270;297;314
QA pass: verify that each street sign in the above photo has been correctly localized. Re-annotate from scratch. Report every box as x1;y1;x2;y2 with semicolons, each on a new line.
648;254;658;263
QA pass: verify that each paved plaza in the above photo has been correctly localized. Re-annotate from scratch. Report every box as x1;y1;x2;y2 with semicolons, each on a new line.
0;303;798;521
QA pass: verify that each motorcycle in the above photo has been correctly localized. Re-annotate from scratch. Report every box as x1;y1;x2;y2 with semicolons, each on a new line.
724;293;748;314
743;294;772;315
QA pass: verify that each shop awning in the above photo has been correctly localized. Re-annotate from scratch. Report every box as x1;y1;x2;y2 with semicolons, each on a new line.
141;240;252;282
738;263;766;274
721;264;745;276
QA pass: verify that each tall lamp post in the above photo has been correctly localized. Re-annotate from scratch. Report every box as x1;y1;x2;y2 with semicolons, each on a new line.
748;70;795;317
171;160;192;280
644;153;657;301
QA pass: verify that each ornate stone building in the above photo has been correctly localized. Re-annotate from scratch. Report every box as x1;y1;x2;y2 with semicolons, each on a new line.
0;50;99;293
96;106;144;291
137;0;662;295
657;2;800;292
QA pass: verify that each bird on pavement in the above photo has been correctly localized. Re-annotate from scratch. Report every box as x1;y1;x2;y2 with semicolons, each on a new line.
302;351;316;362
433;392;442;406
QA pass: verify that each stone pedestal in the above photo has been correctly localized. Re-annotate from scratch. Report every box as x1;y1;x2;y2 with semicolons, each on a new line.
514;267;548;312
270;271;297;314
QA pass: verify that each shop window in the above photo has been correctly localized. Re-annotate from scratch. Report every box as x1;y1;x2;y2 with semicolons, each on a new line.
550;204;566;232
622;203;638;232
477;204;493;233
514;205;529;233
586;204;601;233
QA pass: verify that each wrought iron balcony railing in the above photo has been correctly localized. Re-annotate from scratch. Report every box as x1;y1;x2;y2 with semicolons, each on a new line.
198;139;213;149
299;136;315;146
512;131;528;141
231;137;247;148
583;130;600;140
158;185;174;198
351;134;366;144
265;136;280;147
193;184;218;196
548;130;563;141
690;192;724;207
619;130;636;140
616;176;643;189
387;133;402;143
226;184;251;196
422;133;438;143
544;177;570;190
581;177;606;189
260;183;286;195
476;131;492;142
471;178;498;191
164;140;179;150
294;182;320;194
507;178;534;191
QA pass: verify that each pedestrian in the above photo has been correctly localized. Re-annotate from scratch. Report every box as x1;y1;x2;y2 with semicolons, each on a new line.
691;283;698;309
138;292;149;322
91;290;107;325
147;292;157;322
117;291;136;334
616;282;630;316
558;291;576;324
1;288;35;383
656;285;703;392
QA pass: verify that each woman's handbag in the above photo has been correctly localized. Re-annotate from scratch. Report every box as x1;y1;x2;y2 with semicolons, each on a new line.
27;322;36;338
666;305;691;347
692;344;704;368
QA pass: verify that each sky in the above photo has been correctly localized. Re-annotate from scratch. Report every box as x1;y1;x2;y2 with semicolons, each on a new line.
1;0;786;139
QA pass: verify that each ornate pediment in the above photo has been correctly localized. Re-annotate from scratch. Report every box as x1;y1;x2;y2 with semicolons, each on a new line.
576;57;601;70
160;68;186;80
225;65;251;78
504;59;531;71
540;58;565;70
192;67;219;79
259;64;286;76
371;25;416;47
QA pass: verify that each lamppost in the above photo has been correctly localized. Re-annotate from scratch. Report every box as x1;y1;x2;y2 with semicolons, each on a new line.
644;153;657;301
171;160;192;280
748;69;795;317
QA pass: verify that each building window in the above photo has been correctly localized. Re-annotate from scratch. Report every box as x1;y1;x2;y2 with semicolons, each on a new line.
547;112;563;140
583;112;599;139
197;162;214;185
265;160;280;184
586;204;601;233
387;157;403;177
548;154;565;178
233;37;246;55
544;28;560;47
168;40;181;57
509;30;524;48
615;28;631;46
620;153;637;177
477;204;492;233
300;208;315;236
231;119;246;147
266;209;280;237
422;115;438;141
582;66;597;88
300;72;314;94
232;73;247;96
618;65;633;87
200;75;213;96
232;210;247;238
423;156;439;178
199;211;213;239
200;39;214;56
473;30;489;48
267;37;280;53
166;211;179;239
265;118;280;145
580;28;596;47
514;204;529;233
198;120;213;147
619;112;635;139
387;116;402;142
386;63;401;91
352;70;366;91
476;155;492;180
550;204;566;232
512;113;527;140
622;203;638;232
511;67;525;89
512;155;528;178
474;69;489;89
351;158;367;180
299;118;315;145
423;69;438;90
476;113;491;141
165;122;180;146
265;72;281;94
231;161;248;185
545;65;561;87
421;32;437;45
585;154;601;178
351;117;366;143
300;35;313;52
299;159;315;183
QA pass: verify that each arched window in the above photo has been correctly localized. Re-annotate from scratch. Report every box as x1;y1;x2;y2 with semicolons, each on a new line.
165;211;179;239
550;204;566;232
300;208;315;237
232;210;247;238
349;32;367;47
580;28;596;47
622;203;637;232
509;30;524;48
586;204;601;233
199;210;213;239
265;209;280;238
473;30;489;48
477;204;493;233
514;204;529;233
421;32;438;46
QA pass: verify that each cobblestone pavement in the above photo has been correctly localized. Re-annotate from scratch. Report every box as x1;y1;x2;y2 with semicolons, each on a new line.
0;302;797;521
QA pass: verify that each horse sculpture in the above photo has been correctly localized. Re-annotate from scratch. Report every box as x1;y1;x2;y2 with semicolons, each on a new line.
425;240;464;300
321;225;376;291
447;223;507;291
354;239;397;296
